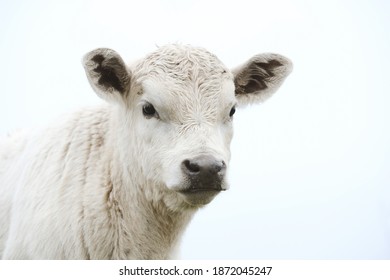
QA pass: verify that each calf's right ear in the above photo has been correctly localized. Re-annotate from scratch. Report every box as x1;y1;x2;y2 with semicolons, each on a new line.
82;48;131;103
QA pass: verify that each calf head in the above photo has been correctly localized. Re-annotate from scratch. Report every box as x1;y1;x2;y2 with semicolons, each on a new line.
83;44;292;209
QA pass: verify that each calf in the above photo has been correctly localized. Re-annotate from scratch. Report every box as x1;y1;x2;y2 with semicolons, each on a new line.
0;44;292;259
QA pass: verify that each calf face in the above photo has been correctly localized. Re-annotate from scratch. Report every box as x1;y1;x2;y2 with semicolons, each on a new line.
83;44;292;208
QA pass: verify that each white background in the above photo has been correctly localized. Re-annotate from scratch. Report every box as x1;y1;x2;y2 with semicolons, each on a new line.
1;0;389;259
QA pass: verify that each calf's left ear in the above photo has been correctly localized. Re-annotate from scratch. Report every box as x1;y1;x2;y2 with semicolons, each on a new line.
82;48;131;103
232;53;293;105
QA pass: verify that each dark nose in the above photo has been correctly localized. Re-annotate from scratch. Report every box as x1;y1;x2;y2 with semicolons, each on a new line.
181;155;226;191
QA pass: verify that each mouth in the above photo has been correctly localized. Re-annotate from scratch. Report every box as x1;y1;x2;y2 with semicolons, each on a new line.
179;187;225;194
177;187;226;206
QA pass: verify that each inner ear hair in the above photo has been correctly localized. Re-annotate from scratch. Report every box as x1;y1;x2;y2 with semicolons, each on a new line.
236;59;283;95
83;48;131;96
91;54;128;93
234;54;292;97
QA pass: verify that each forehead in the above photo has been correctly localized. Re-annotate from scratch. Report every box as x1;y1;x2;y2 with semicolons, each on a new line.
134;44;231;79
132;45;235;104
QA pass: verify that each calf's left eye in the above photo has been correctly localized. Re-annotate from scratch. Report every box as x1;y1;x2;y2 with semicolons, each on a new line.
229;106;236;117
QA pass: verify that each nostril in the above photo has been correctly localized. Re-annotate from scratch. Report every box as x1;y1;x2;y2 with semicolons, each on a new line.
214;161;226;174
213;161;223;173
219;161;226;173
183;159;200;173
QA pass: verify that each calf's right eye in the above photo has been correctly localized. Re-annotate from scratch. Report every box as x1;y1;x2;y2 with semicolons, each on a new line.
142;103;158;118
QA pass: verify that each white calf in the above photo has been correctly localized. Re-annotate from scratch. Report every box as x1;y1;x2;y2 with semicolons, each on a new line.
0;44;292;259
